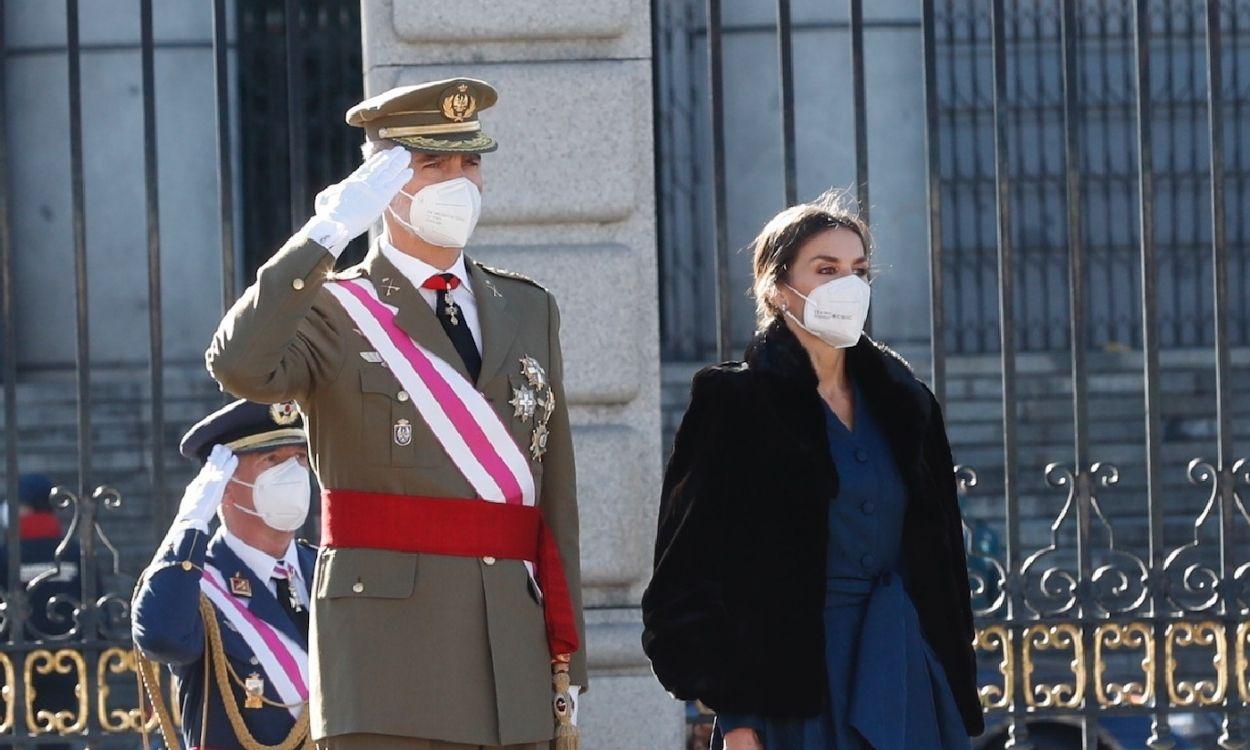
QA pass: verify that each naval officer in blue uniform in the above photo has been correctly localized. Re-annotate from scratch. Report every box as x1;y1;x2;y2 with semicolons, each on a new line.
133;399;315;750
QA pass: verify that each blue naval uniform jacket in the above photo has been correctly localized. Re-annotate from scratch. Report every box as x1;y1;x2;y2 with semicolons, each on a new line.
132;528;315;750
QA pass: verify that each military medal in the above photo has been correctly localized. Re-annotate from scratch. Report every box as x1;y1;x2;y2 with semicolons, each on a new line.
286;584;304;613
229;573;252;598
509;384;538;420
393;419;413;447
445;299;461;326
530;423;550;460
244;673;265;709
515;356;556;461
520;356;548;388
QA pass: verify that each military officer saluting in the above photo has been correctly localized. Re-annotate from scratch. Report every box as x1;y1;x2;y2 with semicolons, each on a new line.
133;399;315;750
205;78;586;750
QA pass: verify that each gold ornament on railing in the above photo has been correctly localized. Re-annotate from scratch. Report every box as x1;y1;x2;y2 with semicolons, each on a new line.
1022;623;1084;709
1237;621;1250;704
97;647;155;732
1166;620;1226;706
1094;622;1153;707
25;648;88;735
975;625;1012;710
0;652;15;734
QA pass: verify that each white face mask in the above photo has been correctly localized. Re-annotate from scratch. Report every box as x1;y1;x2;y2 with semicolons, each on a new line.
388;176;482;248
784;275;872;349
229;457;311;532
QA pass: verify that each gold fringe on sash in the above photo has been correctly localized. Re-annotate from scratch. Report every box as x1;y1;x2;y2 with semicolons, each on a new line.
135;593;313;750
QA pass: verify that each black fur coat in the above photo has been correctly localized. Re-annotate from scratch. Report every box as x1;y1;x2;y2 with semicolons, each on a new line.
641;320;985;737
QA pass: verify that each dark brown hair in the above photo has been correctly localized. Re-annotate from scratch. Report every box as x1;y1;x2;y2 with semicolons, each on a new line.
750;188;873;328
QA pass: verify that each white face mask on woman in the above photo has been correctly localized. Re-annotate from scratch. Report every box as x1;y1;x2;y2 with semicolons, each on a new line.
229;457;311;532
784;274;872;349
388;176;482;248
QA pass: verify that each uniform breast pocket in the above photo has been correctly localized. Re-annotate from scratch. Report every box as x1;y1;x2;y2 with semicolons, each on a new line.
315;548;418;601
358;368;443;468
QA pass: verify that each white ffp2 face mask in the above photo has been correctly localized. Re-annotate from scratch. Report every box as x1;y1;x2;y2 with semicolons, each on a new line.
229;457;311;532
388;176;482;248
784;274;872;349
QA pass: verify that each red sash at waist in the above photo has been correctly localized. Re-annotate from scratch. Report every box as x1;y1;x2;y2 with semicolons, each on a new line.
321;489;579;658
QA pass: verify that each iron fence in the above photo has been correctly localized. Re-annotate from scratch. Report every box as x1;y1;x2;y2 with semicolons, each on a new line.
665;0;1250;748
656;0;1250;360
0;0;360;745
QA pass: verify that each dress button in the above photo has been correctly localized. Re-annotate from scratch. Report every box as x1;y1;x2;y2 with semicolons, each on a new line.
855;449;869;462
483;556;496;566
352;581;364;594
860;553;876;569
861;501;875;514
292;278;305;290
397;390;410;402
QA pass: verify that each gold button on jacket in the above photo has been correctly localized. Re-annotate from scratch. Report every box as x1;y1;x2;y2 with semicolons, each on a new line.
205;233;586;748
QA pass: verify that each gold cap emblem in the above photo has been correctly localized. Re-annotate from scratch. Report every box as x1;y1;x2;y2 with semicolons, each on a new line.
269;401;300;426
440;83;478;123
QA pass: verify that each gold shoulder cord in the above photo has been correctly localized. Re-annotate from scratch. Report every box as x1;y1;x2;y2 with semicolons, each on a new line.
135;593;312;750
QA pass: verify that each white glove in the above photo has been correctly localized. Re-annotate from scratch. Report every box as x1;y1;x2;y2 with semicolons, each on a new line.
173;444;238;532
304;146;413;257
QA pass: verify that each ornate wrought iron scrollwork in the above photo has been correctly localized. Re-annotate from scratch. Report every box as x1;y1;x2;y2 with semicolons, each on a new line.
1230;458;1250;612
1162;460;1239;613
23;484;131;642
1165;620;1227;707
23;487;86;641
1021;463;1148;616
955;465;1008;617
1093;621;1153;707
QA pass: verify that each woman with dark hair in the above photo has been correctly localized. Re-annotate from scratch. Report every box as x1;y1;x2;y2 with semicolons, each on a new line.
641;191;985;750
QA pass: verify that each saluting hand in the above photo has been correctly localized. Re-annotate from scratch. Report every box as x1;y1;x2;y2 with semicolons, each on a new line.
173;444;238;530
307;146;413;255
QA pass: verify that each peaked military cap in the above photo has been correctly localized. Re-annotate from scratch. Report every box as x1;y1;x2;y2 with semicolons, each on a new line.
346;77;498;154
179;399;307;462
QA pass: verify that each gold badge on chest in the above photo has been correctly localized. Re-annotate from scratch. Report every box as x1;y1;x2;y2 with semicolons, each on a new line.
394;418;413;447
229;573;252;598
244;673;265;709
510;356;556;461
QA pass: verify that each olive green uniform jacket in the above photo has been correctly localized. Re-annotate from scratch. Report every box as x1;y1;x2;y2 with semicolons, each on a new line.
205;230;587;747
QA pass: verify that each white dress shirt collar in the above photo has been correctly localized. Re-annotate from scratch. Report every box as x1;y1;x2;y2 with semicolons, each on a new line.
379;238;475;297
221;527;303;586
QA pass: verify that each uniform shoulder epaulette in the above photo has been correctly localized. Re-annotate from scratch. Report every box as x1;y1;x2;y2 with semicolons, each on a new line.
326;264;365;281
475;262;547;292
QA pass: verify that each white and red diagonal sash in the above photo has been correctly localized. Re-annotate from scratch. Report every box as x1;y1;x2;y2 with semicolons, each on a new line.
326;278;536;508
200;567;308;718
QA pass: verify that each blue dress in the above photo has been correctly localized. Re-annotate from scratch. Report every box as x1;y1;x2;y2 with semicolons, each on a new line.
715;381;971;750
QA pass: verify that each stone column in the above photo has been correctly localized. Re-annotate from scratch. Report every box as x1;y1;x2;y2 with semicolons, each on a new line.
361;2;679;748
